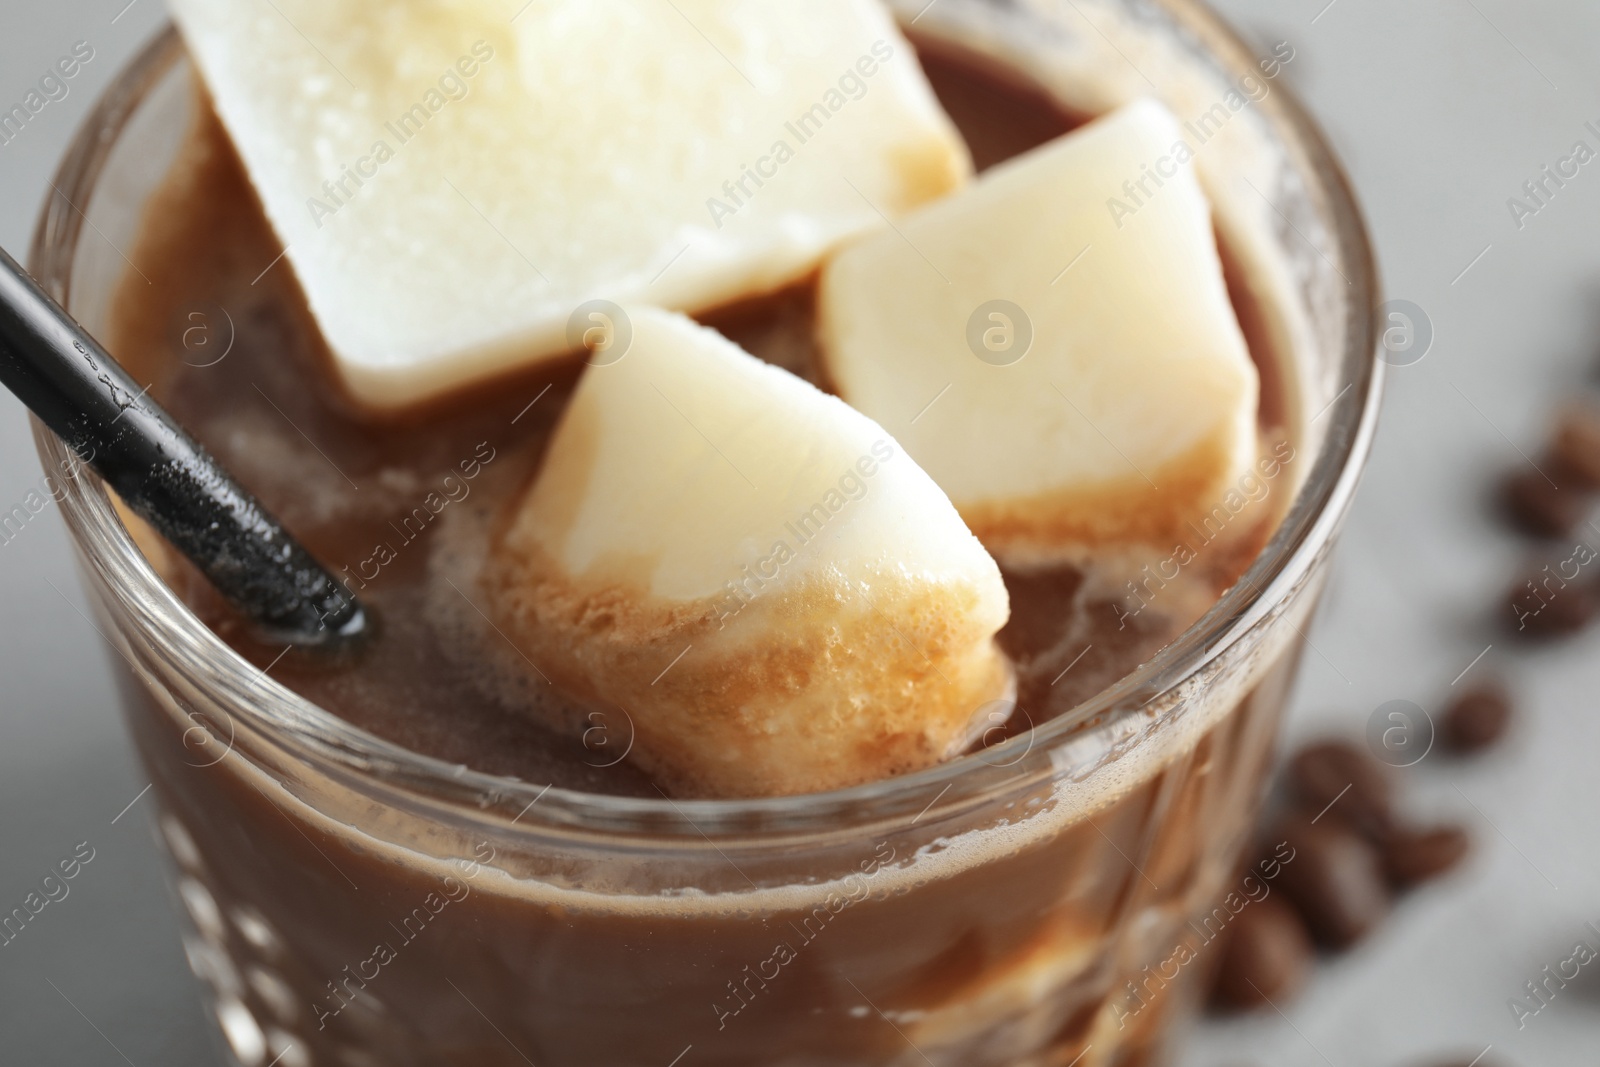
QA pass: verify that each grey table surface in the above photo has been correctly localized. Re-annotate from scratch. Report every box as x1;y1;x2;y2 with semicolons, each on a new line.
2;1;1598;1064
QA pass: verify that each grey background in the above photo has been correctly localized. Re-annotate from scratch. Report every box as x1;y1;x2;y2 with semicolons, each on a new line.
2;1;1598;1064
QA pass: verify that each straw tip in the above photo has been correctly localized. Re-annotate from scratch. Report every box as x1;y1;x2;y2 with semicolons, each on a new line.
260;586;372;650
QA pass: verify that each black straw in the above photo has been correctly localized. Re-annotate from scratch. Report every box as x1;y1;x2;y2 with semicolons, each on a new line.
0;245;366;648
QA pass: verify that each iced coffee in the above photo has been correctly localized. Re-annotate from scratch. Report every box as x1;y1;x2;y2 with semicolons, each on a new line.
33;1;1377;1064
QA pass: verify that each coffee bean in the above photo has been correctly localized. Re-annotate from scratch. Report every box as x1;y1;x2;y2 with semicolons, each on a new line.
1500;464;1590;540
1440;681;1513;753
1382;824;1471;888
1208;893;1313;1012
1554;403;1600;489
1507;569;1599;638
1287;740;1394;839
1272;814;1389;948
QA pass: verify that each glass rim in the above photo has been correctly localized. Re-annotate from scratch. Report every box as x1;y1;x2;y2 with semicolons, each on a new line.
31;11;1384;844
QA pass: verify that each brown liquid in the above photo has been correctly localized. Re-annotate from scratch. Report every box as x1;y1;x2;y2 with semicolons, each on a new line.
102;35;1303;1067
110;40;1286;801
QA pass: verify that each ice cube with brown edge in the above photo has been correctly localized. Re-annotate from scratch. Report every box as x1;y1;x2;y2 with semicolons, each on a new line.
488;308;1013;798
817;100;1261;563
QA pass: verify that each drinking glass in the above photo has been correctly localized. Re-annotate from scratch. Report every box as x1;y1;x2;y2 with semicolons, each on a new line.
31;3;1381;1064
